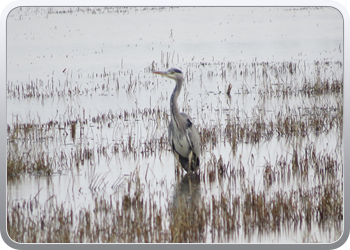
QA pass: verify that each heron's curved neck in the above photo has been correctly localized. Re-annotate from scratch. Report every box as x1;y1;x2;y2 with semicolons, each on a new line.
170;78;183;127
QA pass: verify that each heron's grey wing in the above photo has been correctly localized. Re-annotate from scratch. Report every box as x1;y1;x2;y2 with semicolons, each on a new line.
169;119;191;170
180;113;201;157
186;121;201;157
169;117;190;158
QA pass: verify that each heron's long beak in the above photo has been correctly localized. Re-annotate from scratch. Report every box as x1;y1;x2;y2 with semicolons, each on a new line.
153;71;167;76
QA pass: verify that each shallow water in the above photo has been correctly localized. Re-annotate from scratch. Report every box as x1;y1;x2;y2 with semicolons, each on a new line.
7;7;343;243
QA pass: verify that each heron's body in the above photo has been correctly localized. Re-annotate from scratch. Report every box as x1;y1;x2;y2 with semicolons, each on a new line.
153;68;201;172
168;112;201;172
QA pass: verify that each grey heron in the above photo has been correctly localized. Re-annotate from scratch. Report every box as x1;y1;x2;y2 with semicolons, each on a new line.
153;68;201;172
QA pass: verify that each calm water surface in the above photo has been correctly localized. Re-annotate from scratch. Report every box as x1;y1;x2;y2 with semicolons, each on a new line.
6;7;343;243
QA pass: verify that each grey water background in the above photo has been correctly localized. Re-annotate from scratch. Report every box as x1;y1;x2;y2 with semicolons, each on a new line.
6;6;343;243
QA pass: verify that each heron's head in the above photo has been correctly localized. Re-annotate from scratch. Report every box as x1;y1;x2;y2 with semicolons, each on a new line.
153;68;183;80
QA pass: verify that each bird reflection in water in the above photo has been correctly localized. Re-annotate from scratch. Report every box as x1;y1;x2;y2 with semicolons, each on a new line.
173;172;201;208
170;172;205;243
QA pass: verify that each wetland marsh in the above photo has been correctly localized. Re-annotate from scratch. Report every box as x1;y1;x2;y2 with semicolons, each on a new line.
6;7;343;243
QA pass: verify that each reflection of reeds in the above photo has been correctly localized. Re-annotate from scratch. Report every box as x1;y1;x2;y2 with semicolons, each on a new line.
89;172;109;193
